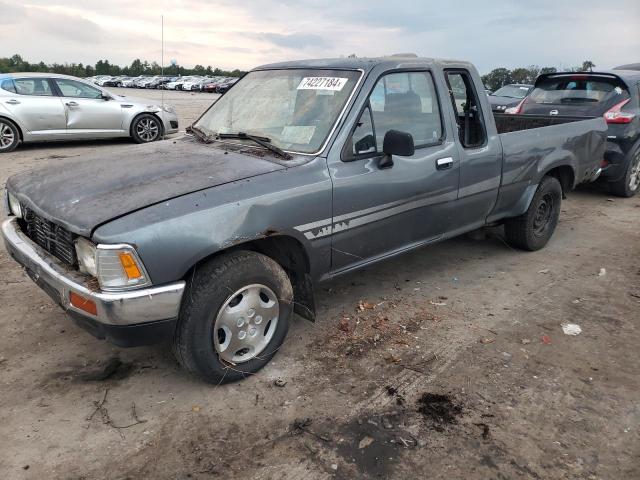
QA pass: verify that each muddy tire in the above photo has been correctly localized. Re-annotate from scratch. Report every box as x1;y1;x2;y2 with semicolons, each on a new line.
609;149;640;198
504;175;562;251
173;250;293;384
0;118;20;153
131;114;162;143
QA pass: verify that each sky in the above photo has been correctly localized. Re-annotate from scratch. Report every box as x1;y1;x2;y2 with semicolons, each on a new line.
1;0;639;74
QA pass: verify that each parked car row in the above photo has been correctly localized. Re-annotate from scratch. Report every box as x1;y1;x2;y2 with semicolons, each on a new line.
497;69;640;197
86;75;240;93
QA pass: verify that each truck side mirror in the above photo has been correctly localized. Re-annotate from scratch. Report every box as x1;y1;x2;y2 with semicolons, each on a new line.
378;130;414;169
382;130;414;157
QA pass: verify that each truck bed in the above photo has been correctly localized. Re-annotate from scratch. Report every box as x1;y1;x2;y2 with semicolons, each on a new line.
493;113;594;134
487;114;607;223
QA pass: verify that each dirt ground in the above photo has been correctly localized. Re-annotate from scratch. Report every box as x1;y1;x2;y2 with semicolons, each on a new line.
0;88;639;480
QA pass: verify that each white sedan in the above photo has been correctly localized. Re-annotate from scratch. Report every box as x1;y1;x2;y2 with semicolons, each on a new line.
0;73;179;152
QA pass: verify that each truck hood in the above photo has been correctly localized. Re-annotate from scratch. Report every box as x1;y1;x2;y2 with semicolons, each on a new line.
7;137;287;237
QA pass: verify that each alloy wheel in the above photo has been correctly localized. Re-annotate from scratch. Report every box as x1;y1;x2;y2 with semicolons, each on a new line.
0;122;15;149
136;118;160;142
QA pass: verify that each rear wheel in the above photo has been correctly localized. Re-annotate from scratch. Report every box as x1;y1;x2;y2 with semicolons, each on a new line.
173;250;293;384
609;150;640;198
0;119;19;153
504;175;562;251
131;114;162;143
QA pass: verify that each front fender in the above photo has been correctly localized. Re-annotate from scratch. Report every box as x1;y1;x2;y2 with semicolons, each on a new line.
91;159;333;285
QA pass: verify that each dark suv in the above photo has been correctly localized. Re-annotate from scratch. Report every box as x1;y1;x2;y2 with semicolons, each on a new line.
516;71;640;197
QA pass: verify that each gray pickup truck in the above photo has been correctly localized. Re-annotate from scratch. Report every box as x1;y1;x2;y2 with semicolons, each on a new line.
2;56;606;383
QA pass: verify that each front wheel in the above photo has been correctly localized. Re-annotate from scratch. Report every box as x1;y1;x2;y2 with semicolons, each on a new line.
131;114;162;143
504;175;562;251
173;250;294;384
609;150;640;198
0;119;20;153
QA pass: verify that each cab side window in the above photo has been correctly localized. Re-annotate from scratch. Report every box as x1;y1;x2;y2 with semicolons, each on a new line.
444;70;486;148
13;78;54;96
54;79;103;99
345;71;443;160
370;72;442;148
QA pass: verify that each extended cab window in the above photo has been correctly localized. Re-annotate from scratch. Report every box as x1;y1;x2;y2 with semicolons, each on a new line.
347;71;443;158
54;79;103;99
13;78;54;96
445;70;486;148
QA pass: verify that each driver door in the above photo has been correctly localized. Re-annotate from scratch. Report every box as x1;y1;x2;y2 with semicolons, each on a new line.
52;78;124;134
327;70;460;273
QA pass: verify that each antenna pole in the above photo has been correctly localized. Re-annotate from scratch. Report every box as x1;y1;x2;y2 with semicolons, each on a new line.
161;14;165;138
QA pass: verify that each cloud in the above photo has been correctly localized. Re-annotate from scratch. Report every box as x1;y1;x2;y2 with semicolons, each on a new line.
0;2;25;25
0;0;638;73
259;32;330;49
30;10;106;43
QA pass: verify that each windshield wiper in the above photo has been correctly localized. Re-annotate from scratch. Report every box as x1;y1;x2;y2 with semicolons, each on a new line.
217;132;292;160
186;125;214;143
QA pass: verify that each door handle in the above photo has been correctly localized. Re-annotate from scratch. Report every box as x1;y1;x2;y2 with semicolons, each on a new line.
65;101;79;107
5;99;20;105
436;157;454;170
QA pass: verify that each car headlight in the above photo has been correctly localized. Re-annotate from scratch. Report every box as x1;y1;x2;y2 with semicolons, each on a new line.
74;239;151;290
7;192;22;219
75;237;97;276
161;104;175;114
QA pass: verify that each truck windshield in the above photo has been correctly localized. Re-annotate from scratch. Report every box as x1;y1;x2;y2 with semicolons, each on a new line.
194;69;361;154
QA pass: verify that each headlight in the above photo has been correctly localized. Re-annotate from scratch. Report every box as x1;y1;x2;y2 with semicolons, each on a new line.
7;192;22;219
96;244;151;290
74;239;151;290
161;104;175;114
75;237;97;276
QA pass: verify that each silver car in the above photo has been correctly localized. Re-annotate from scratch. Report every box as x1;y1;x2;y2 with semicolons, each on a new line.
0;73;179;153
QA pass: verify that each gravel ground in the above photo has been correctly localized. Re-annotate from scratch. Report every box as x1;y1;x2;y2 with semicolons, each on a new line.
0;88;639;480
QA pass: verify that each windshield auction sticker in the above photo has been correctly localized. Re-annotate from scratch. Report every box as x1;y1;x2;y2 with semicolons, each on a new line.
297;77;348;91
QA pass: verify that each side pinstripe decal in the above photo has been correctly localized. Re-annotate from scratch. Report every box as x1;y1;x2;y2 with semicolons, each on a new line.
295;190;457;240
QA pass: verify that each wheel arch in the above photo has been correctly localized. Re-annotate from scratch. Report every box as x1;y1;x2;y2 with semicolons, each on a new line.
543;164;575;198
183;234;316;322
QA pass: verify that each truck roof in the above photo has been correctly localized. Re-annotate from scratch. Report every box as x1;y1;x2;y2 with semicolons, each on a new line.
253;55;476;73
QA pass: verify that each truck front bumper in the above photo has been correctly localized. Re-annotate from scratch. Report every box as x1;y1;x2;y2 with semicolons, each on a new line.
2;218;185;346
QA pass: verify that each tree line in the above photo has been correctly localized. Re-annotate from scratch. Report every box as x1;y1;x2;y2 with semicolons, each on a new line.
481;60;596;91
1;54;597;88
0;54;245;78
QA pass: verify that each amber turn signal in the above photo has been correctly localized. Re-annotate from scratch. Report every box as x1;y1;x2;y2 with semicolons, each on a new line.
69;291;98;316
118;252;143;280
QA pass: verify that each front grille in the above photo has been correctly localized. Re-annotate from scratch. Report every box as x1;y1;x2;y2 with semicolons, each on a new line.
20;206;77;267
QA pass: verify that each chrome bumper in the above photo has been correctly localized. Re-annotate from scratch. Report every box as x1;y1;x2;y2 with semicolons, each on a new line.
2;217;185;326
